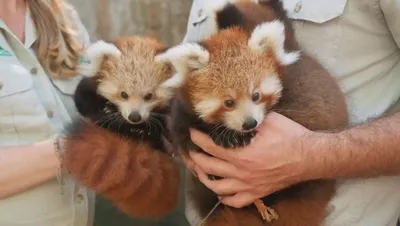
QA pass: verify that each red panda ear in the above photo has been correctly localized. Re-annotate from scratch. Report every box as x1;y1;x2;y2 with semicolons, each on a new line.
78;40;122;77
155;43;210;89
248;20;300;66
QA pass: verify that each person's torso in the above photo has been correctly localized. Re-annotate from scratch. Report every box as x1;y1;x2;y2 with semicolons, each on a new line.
286;0;400;124
0;8;91;226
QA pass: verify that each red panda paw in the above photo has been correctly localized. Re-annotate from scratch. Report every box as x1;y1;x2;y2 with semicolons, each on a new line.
204;207;265;226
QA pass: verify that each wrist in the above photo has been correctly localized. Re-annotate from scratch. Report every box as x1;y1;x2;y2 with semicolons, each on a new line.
53;135;64;160
53;134;66;191
300;131;342;181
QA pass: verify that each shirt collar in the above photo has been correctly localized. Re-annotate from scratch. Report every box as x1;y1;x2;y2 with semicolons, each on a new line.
24;7;37;48
0;20;6;30
0;15;15;55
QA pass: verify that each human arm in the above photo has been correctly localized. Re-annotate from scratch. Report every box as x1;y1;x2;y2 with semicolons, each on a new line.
187;111;400;208
315;111;400;178
0;139;61;199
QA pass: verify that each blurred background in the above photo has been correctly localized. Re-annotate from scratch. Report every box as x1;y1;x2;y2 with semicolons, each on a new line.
67;0;193;225
69;0;192;46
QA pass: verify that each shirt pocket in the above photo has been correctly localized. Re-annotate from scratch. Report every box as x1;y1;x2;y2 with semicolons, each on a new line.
283;0;348;24
0;58;33;98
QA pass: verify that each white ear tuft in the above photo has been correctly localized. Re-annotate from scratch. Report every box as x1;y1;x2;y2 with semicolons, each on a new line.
248;20;300;66
78;40;122;77
155;43;210;89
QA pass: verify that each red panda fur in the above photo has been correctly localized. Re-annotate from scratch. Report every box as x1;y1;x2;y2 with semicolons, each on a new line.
63;120;180;219
159;0;349;226
62;36;181;219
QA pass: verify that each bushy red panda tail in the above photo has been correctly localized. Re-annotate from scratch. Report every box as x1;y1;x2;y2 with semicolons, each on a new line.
62;120;180;219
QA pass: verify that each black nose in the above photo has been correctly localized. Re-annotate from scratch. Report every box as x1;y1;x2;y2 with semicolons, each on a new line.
242;118;257;130
128;112;142;123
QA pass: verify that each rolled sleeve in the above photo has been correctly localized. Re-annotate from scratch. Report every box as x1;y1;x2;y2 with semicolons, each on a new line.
380;0;400;49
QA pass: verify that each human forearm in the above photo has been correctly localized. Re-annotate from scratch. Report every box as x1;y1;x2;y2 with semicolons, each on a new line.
0;139;60;199
310;112;400;180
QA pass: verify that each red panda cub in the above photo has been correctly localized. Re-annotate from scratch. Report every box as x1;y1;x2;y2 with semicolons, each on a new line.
62;36;181;219
156;1;349;226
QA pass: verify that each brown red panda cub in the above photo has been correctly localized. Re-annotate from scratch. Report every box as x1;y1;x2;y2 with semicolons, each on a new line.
62;36;182;219
156;0;349;226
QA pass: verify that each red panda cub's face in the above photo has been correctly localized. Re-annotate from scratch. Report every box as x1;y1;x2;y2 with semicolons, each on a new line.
156;20;300;132
79;37;180;125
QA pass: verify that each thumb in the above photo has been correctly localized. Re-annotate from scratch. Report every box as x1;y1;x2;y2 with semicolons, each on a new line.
256;112;284;132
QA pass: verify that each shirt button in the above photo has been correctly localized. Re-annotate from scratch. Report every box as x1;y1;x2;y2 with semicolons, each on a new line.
76;193;84;203
197;9;203;17
47;110;54;118
30;67;38;75
294;2;302;13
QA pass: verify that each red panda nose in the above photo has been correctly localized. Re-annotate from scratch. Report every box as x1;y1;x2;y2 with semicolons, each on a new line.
242;118;257;131
128;112;142;123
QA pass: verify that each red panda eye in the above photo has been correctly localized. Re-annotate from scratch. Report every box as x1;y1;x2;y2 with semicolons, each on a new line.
224;100;235;108
144;93;153;101
120;91;129;99
252;92;260;102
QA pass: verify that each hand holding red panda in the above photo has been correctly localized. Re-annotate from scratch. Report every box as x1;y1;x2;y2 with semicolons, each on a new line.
156;0;349;225
61;36;182;219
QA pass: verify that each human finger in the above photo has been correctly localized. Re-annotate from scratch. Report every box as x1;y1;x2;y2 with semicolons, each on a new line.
219;192;258;208
190;151;241;178
195;166;251;196
189;129;236;161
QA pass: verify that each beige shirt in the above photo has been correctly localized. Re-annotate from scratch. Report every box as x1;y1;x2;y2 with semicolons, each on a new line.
183;0;400;226
0;5;94;226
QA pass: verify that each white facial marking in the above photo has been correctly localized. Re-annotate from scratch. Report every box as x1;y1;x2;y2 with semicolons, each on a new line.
261;75;283;96
98;80;158;124
78;40;121;77
194;98;221;120
224;99;265;132
118;99;156;124
248;20;300;66
119;101;136;122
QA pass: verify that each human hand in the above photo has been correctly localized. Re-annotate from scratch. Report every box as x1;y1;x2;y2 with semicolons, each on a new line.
188;112;322;208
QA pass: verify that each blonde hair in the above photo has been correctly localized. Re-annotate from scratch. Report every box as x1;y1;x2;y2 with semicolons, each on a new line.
28;0;84;79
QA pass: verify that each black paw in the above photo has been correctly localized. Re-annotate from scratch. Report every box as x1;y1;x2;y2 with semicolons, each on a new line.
210;131;256;149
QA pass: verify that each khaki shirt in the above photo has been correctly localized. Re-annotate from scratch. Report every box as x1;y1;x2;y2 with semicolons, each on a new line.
0;5;94;226
183;0;400;226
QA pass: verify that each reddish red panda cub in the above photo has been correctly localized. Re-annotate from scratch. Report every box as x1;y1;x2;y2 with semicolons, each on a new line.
156;1;349;226
62;37;181;219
